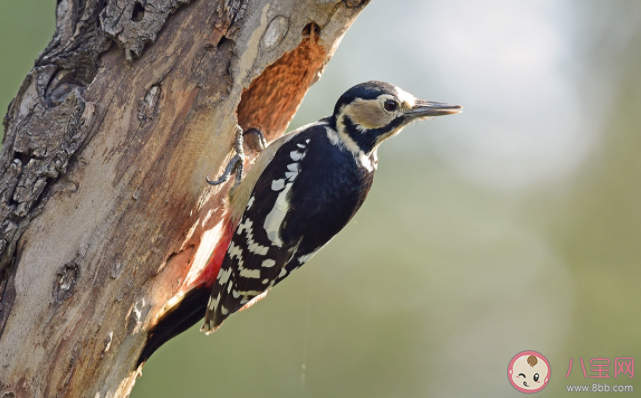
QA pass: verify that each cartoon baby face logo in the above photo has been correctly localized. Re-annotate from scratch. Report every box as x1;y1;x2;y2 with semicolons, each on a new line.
508;351;551;393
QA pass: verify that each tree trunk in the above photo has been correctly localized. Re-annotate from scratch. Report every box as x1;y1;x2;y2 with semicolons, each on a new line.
0;0;369;396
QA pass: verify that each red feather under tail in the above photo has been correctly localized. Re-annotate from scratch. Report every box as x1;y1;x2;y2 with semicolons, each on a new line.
192;218;234;288
137;217;236;365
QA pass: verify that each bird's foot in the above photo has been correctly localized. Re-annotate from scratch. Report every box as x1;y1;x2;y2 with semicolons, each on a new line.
242;128;267;155
207;127;267;186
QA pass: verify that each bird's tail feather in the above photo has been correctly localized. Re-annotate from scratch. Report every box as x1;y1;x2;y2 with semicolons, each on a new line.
136;284;210;366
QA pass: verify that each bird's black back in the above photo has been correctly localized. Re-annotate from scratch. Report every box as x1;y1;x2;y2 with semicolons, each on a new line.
204;121;376;330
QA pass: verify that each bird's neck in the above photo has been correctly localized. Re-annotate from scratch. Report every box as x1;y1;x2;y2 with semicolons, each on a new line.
327;115;378;172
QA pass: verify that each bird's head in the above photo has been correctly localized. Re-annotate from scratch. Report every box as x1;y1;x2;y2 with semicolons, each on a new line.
331;81;462;155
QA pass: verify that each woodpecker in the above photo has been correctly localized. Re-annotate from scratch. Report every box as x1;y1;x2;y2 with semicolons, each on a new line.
138;81;461;364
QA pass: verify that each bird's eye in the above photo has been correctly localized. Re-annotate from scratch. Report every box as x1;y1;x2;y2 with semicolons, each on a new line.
533;373;539;382
518;373;526;379
384;100;398;112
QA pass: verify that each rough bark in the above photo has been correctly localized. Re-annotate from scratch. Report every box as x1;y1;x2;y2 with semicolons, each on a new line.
0;0;369;396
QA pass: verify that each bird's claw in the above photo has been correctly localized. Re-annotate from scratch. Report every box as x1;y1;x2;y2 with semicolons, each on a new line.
207;127;267;187
206;153;243;186
242;128;267;154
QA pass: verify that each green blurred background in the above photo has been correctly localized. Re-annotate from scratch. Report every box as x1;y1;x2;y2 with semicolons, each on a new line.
2;1;641;396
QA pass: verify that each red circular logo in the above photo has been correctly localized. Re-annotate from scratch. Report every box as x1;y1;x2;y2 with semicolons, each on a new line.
508;351;551;393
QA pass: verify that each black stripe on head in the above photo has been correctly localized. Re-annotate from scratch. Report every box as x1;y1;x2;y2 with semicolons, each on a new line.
333;81;398;118
341;114;405;154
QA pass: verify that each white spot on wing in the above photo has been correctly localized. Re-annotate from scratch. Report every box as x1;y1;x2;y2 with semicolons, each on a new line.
262;147;306;248
239;267;261;278
237;218;269;255
238;289;264;296
248;241;269;256
263;182;294;247
246;196;255;210
262;259;276;268
209;292;221;310
297;143;306;148
271;179;285;191
221;306;228;315
278;268;287;278
218;267;231;284
228;241;243;262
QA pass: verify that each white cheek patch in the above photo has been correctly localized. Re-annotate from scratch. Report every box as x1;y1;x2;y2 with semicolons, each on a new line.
394;86;416;108
346;98;393;130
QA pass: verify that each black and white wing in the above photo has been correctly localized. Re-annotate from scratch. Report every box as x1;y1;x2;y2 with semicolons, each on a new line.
201;124;374;333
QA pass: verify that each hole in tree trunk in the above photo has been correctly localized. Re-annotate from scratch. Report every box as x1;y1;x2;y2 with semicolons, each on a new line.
236;30;326;141
132;2;145;22
302;22;321;39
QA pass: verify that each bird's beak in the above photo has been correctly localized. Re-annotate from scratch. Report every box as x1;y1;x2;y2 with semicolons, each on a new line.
406;100;463;118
